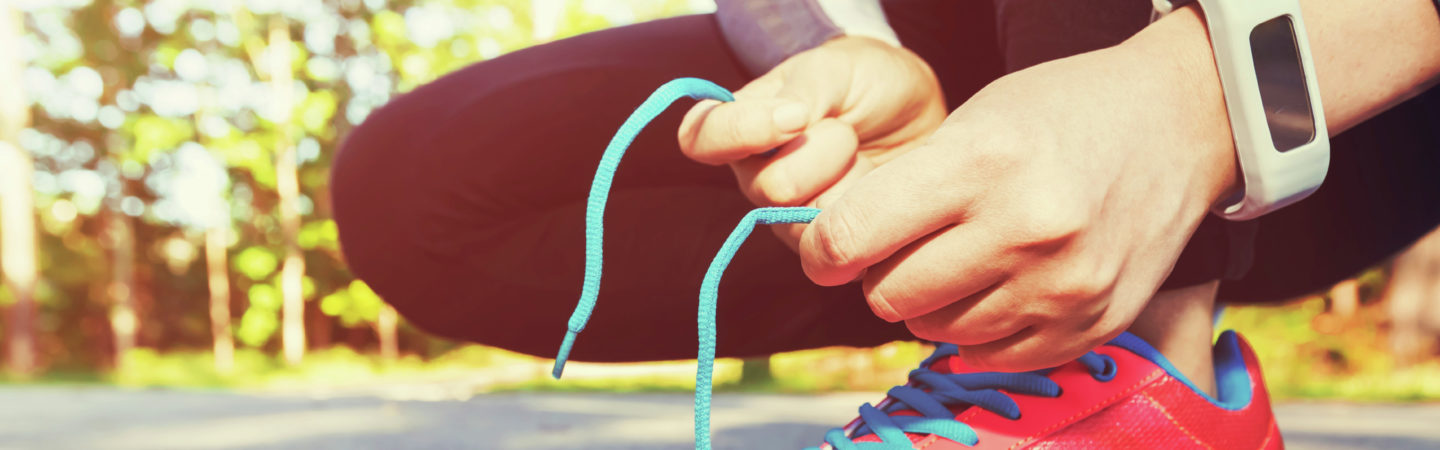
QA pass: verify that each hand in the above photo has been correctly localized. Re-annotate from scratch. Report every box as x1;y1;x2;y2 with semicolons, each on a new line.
796;14;1239;371
677;36;945;248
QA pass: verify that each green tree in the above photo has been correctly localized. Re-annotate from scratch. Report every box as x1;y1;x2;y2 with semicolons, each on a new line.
8;0;709;376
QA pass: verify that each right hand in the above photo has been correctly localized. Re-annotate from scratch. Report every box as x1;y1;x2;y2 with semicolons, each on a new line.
677;36;945;249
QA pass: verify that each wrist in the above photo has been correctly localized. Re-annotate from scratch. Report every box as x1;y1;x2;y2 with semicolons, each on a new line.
1123;5;1241;209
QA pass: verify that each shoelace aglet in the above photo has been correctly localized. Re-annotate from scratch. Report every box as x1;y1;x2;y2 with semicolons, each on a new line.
552;330;579;379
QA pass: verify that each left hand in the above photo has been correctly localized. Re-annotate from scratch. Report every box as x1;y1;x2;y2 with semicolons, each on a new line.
676;36;945;250
797;11;1239;371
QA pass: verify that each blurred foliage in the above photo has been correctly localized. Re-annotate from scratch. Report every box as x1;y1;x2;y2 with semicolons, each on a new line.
1223;300;1440;401
319;280;383;326
4;0;711;375
64;298;1439;403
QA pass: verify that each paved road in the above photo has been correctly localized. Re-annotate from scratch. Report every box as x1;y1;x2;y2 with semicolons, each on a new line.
0;387;1436;449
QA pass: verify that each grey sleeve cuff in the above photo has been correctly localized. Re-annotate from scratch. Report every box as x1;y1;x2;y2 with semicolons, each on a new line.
714;0;845;77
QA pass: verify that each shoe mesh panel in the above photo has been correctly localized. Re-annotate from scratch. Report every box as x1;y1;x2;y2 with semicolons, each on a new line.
1033;375;1278;449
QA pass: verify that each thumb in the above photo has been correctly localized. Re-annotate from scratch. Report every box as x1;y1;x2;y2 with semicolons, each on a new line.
798;149;963;286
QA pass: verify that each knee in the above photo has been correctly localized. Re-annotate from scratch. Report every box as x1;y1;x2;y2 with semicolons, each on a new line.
331;96;425;295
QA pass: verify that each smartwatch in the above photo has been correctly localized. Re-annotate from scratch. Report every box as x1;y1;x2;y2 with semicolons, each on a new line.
1155;0;1330;221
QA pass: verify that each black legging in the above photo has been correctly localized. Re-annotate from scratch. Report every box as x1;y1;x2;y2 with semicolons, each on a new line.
331;0;1440;363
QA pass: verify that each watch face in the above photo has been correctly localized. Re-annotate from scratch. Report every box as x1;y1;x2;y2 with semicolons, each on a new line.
1250;15;1316;152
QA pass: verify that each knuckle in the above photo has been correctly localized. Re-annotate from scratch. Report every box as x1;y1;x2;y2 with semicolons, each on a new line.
1090;313;1132;340
680;138;726;165
958;327;1089;372
1014;201;1086;250
910;317;988;346
928;307;1021;347
904;318;947;342
956;142;1021;175
679;143;711;164
1011;308;1050;329
771;223;805;251
678;103;715;149
677;107;703;143
810;210;864;269
957;347;1013;372
1051;272;1114;303
864;286;904;323
751;171;805;206
960;345;1056;373
721;107;773;147
720;120;753;148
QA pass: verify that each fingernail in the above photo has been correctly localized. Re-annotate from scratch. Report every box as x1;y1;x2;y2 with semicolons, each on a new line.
772;103;808;132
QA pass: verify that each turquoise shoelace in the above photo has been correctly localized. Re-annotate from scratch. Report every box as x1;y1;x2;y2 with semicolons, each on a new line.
549;78;1118;449
549;77;818;449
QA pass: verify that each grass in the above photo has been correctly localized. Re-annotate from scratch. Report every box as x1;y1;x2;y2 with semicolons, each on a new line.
5;298;1438;402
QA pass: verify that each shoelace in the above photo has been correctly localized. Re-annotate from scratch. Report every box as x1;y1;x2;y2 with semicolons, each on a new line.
815;344;1116;449
549;77;818;450
550;78;1118;450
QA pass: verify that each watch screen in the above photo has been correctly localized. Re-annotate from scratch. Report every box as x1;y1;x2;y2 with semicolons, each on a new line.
1250;15;1316;152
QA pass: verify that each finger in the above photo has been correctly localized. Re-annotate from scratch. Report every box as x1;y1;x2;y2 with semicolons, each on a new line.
860;223;1010;322
740;58;852;129
798;146;978;286
769;156;875;252
810;155;875;210
730;71;784;99
953;324;1121;373
900;282;1029;346
770;69;849;123
678;98;809;165
732;118;858;207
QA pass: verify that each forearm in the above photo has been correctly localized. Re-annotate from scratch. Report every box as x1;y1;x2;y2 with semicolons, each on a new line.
1118;0;1440;207
1299;0;1440;133
1143;0;1440;136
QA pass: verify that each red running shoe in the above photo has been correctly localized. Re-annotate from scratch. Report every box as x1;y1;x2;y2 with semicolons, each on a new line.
813;330;1282;449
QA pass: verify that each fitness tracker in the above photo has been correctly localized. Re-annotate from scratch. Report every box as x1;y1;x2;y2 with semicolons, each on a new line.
1156;0;1330;221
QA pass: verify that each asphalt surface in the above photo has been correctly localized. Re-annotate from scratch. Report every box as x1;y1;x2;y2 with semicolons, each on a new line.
0;387;1437;449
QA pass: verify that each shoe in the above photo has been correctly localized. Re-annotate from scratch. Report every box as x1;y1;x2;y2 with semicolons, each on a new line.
813;331;1283;449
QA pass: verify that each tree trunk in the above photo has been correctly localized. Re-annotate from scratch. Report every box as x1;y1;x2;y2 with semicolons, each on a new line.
193;81;235;374
0;2;36;376
0;143;35;376
206;226;234;374
269;18;306;366
106;211;137;368
377;303;399;361
310;309;333;350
